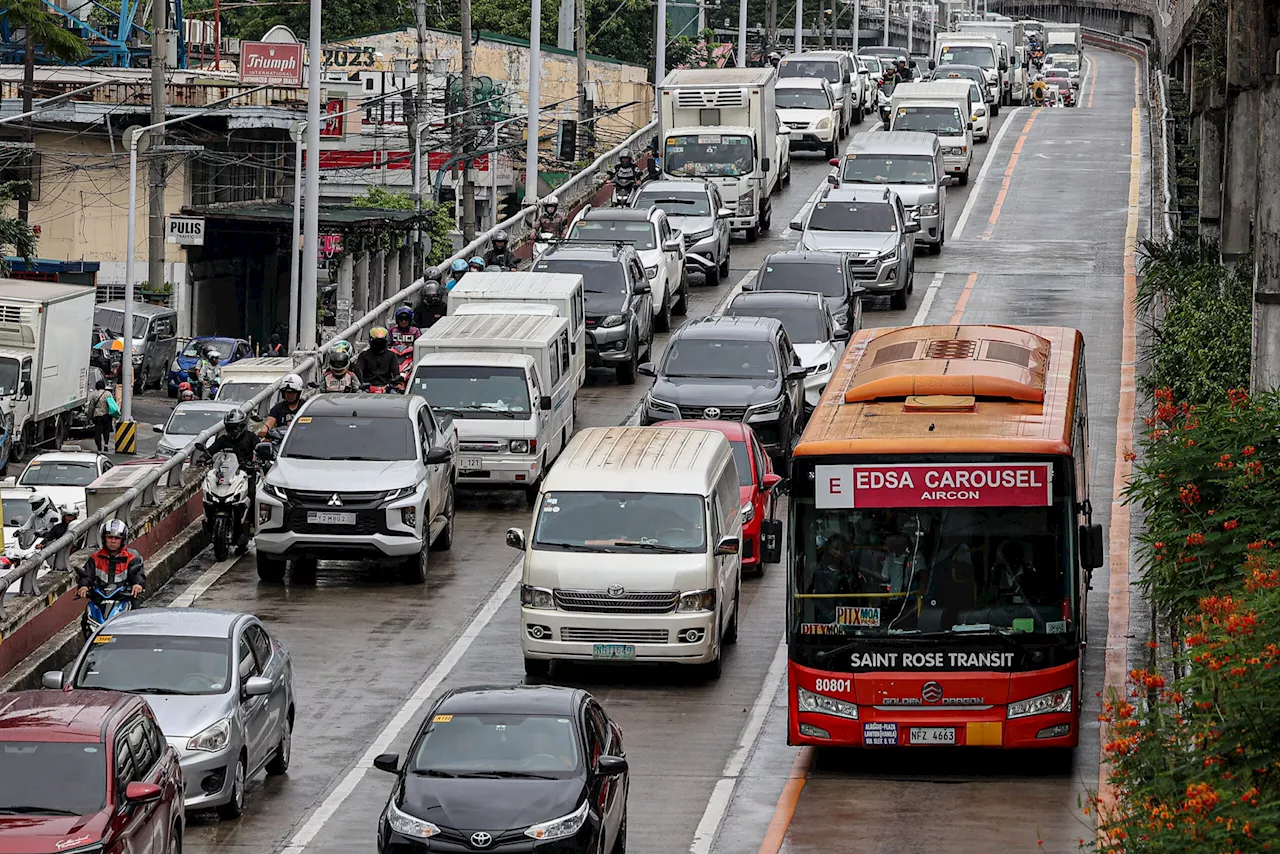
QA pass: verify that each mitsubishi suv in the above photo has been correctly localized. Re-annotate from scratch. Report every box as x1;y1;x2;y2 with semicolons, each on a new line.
639;316;805;468
794;184;918;310
254;394;458;584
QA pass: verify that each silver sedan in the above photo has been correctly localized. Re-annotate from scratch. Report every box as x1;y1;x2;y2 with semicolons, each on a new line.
46;608;295;818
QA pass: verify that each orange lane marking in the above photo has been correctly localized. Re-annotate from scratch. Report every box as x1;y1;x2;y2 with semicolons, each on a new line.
1097;52;1142;820
756;747;814;854
948;272;980;324
981;110;1040;241
1087;56;1098;108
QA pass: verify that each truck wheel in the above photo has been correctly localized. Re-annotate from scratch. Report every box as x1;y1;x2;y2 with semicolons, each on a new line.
745;226;758;243
401;540;428;584
890;287;908;311
429;493;454;552
257;554;286;583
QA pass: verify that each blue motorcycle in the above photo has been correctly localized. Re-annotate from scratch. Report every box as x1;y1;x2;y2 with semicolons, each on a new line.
82;584;135;639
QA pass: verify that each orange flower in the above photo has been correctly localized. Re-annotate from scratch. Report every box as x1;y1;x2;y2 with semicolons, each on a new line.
1243;445;1257;456
1224;519;1240;531
1186;532;1206;546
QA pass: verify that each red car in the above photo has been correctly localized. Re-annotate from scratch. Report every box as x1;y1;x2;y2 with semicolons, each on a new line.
654;420;783;575
0;690;184;854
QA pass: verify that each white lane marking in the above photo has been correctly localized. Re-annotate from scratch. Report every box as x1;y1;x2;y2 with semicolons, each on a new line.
950;106;1025;240
168;550;244;608
279;561;522;854
689;638;788;854
911;271;946;327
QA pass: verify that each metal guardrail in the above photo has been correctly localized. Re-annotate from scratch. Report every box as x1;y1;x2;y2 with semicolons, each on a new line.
0;119;661;611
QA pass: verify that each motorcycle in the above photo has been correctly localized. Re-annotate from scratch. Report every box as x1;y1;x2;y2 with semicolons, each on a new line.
389;341;415;393
362;383;393;394
83;584;134;639
0;539;47;595
608;180;639;207
200;450;253;561
533;231;558;259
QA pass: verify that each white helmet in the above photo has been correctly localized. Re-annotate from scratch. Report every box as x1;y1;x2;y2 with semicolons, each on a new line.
542;194;559;208
281;373;305;393
59;503;78;520
29;491;52;516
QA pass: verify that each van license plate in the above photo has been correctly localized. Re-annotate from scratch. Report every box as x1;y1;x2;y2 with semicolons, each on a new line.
460;456;484;471
307;511;355;525
909;727;956;745
592;644;635;660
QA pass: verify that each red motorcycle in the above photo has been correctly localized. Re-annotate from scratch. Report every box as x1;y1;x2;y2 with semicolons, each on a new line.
389;341;415;394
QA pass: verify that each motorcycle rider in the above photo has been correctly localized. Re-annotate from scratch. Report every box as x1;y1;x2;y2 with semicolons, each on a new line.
205;409;259;531
260;373;306;435
895;58;913;82
767;51;781;69
40;504;80;573
445;258;470;290
413;280;448;328
322;349;362;392
609;149;644;202
468;256;487;273
355;327;400;389
484;231;514;270
1029;73;1048;106
391;306;421;347
17;491;61;550
533;194;566;239
77;519;144;601
178;381;196;402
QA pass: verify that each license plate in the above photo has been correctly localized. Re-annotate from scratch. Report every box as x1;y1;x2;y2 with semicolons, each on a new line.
909;727;956;745
306;511;355;526
592;644;635;660
460;456;485;471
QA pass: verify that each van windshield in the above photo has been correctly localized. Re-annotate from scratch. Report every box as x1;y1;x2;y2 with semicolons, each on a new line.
779;59;841;84
0;357;19;396
217;382;270;405
665;134;754;178
841;154;936;185
533;491;707;553
939;45;996;68
893;106;964;135
777;88;833;110
93;308;149;339
410;365;532;419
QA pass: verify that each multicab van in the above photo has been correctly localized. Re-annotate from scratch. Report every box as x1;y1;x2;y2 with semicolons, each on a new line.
835;131;953;252
507;426;743;679
888;81;975;184
411;313;576;503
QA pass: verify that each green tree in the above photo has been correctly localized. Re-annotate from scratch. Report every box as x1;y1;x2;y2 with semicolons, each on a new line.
0;183;38;276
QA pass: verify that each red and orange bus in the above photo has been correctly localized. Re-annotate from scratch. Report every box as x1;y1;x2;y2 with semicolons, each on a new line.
786;324;1103;749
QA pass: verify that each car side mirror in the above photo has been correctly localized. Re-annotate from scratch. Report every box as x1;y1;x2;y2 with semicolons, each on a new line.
634;281;651;295
905;221;921;234
1080;523;1104;570
715;534;740;556
506;527;527;550
941;176;956;187
20;380;32;397
244;675;273;697
786;367;807;380
597;755;629;776
125;782;163;803
41;670;64;689
255;442;275;462
637;362;656;377
540;395;552;411
373;753;401;774
762;472;782;491
826;175;838;186
716;207;734;219
789;218;804;230
424;445;452;465
152;424;164;434
834;327;851;341
761;157;771;172
662;238;682;252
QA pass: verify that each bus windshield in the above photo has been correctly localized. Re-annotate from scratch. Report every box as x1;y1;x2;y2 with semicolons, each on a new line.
790;458;1075;639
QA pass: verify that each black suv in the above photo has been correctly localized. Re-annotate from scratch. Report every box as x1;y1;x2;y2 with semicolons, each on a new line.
639;316;806;465
533;244;655;384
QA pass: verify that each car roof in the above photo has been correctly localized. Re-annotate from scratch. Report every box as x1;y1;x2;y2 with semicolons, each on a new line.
652;419;753;442
537;244;636;263
549;426;732;495
0;690;135;742
777;77;830;90
299;393;417;418
27;451;103;464
580;207;653;222
676;315;783;341
635;180;711;195
846;130;939;156
822;185;896;204
437;685;583;715
729;290;827;312
173;401;239;414
94;608;244;638
761;250;847;266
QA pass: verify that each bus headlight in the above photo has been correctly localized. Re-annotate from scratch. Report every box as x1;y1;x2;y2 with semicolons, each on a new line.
1007;687;1073;719
797;686;858;720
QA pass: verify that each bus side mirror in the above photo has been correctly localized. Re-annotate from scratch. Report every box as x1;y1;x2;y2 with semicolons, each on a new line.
1080;523;1104;570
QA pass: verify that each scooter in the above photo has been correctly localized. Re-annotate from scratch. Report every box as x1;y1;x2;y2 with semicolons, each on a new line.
532;232;558;259
83;584;134;639
608;180;639;207
0;539;46;593
201;450;252;561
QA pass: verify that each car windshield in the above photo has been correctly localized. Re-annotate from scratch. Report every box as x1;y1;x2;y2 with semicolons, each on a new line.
665;134;755;178
410;366;532;419
730;440;754;487
777;88;833;109
411;713;581;777
663;338;779;379
807;201;897;233
282;415;415;461
859;56;883;73
779;59;841;83
182;338;236;359
19;461;98;487
570;219;656;250
635;190;711;217
893;105;965;135
841;154;935;185
728;304;827;343
0;742;105;815
73;634;232;695
0;357;19;396
93;308;148;339
165;406;228;436
533;491;707;552
1056;57;1079;70
1046;70;1071;81
535;259;626;295
757;259;846;298
2;496;31;528
939;45;996;67
791;459;1074;638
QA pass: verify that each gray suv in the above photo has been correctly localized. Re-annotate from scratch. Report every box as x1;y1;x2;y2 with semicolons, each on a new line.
254;394;458;584
632;179;733;285
640;316;805;467
533;244;655;384
795;184;918;310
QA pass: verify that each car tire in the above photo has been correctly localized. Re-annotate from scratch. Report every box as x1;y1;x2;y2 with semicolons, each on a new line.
701;636;723;681
612;809;627;853
525;477;542;507
216;754;246;820
907;262;915;294
265;714;292;775
429;491;455;551
723;580;739;645
705;262;720;286
890;286;908;311
524;657;551;679
673;275;688;316
959;169;970;186
616;352;637;385
257;554;286;583
719;252;730;278
745;225;759;243
171;824;182;854
654;295;672;333
400;539;428;584
853;104;864;125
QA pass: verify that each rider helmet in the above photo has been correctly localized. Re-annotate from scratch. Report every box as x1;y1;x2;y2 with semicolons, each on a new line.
394;306;414;325
469;256;486;271
331;339;353;357
330;351;351;372
493;230;508;248
59;504;78;521
450;258;469;274
223;408;248;438
281;373;305;395
204;349;222;363
178;381;192;393
620;147;633;162
29;491;52;517
100;518;129;550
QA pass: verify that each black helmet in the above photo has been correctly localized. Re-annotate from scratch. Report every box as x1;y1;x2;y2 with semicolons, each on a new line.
223;408;248;438
330;351;351;372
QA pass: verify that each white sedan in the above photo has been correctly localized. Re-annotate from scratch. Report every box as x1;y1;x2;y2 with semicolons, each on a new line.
5;450;113;518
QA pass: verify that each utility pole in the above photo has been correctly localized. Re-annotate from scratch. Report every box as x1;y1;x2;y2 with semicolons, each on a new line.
526;0;543;204
853;0;860;53
829;0;837;48
736;0;746;66
577;0;589;159
793;0;801;51
882;0;889;45
656;0;666;92
299;0;322;350
414;0;428;270
148;0;168;300
766;0;776;55
459;0;477;243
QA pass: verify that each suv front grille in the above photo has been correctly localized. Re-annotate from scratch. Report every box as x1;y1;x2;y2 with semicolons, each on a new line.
286;489;386;506
554;589;679;614
677;405;747;420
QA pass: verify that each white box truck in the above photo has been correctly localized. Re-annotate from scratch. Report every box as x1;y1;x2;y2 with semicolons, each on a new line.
658;67;791;241
934;33;1007;114
0;280;94;460
216;356;317;419
1046;24;1082;56
889;81;976;183
957;20;1029;105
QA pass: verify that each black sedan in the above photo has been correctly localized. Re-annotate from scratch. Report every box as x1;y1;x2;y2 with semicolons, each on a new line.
375;685;629;853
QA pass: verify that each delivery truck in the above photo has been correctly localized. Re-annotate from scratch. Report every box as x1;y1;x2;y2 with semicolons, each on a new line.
934;33;1007;114
0;280;94;460
1046;24;1082;56
658;67;792;241
957;20;1029;105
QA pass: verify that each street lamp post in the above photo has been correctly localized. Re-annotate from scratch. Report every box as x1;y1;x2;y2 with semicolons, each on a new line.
298;0;323;352
883;0;890;45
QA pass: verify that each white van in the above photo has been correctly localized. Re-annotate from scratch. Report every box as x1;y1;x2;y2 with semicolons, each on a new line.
448;271;586;390
216;356;315;419
889;81;975;184
412;313;575;499
506;426;743;678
